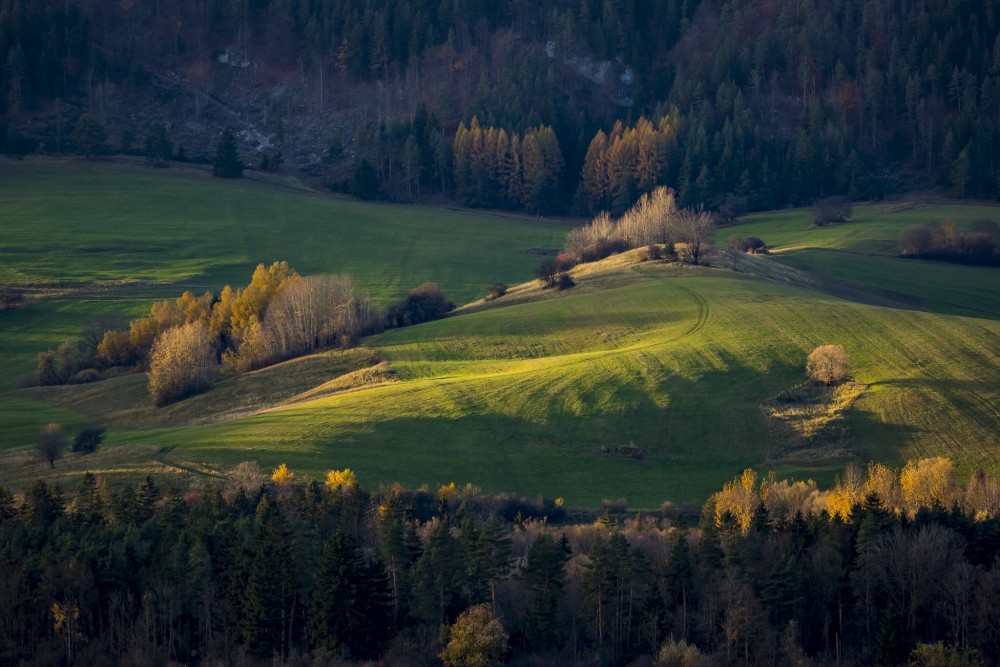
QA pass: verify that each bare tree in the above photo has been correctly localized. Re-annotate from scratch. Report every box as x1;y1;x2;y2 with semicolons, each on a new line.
255;275;376;367
806;344;851;385
36;423;66;468
675;210;714;265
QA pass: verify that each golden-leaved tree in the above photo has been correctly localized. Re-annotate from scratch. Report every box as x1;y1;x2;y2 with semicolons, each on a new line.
147;321;215;406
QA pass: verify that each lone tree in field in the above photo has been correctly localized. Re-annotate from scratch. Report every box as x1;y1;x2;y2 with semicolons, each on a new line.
36;423;66;468
806;344;851;385
148;321;216;406
213;128;243;178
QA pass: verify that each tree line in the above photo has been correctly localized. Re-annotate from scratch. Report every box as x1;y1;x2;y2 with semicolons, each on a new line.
2;457;1000;665
3;0;999;214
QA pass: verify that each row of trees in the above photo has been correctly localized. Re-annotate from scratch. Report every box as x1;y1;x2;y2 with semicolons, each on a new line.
899;219;1000;267
452;119;564;213
31;263;456;406
31;262;378;404
3;457;1000;665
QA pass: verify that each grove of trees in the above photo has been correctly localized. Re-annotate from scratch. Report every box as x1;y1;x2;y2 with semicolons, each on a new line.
2;457;1000;664
28;262;381;405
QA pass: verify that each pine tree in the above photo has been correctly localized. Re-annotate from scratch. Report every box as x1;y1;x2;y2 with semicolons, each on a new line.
213;128;244;178
521;533;568;651
410;519;464;626
311;530;363;655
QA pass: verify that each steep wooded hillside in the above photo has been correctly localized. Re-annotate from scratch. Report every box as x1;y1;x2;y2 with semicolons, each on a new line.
2;0;998;209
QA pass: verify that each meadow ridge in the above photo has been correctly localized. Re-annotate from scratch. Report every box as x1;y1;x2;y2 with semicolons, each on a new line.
2;162;999;506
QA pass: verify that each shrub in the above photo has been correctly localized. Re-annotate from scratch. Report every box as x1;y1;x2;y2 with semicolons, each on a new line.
0;285;24;312
385;282;454;328
69;368;101;384
555;273;575;290
36;423;66;468
806;344;851;385
535;257;560;286
73;427;105;455
812;196;853;226
485;283;508;301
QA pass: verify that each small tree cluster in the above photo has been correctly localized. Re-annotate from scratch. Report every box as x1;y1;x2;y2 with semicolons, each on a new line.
565;187;713;265
811;196;853;226
899;219;1000;266
385;282;453;328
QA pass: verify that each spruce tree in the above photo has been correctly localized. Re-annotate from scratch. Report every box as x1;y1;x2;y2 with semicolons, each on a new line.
521;533;568;651
213;128;244;178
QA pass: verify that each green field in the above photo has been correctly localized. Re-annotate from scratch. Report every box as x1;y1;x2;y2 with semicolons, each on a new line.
0;158;568;389
2;161;999;506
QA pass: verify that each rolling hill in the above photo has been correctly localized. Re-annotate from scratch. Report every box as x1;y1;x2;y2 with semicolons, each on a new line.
2;162;999;506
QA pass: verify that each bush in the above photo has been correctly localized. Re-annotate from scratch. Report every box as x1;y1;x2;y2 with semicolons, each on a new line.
806;344;851;385
385;282;454;328
812;196;853;226
535;257;560;286
73;427;105;455
0;285;24;312
485;283;508;301
69;368;101;384
728;236;767;253
555;273;575;290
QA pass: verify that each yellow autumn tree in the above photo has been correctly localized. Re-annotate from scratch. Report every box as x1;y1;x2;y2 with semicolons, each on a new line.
325;468;357;490
863;462;902;511
713;468;760;534
825;463;864;520
272;463;295;484
147;321;216;406
900;457;955;515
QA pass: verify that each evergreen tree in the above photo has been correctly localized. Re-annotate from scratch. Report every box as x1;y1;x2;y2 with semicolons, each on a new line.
311;530;363;656
213;128;244;179
521;533;568;651
410;519;465;626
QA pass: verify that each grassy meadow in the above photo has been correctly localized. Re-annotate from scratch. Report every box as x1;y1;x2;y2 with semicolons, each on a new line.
0;158;568;389
2;160;1000;506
